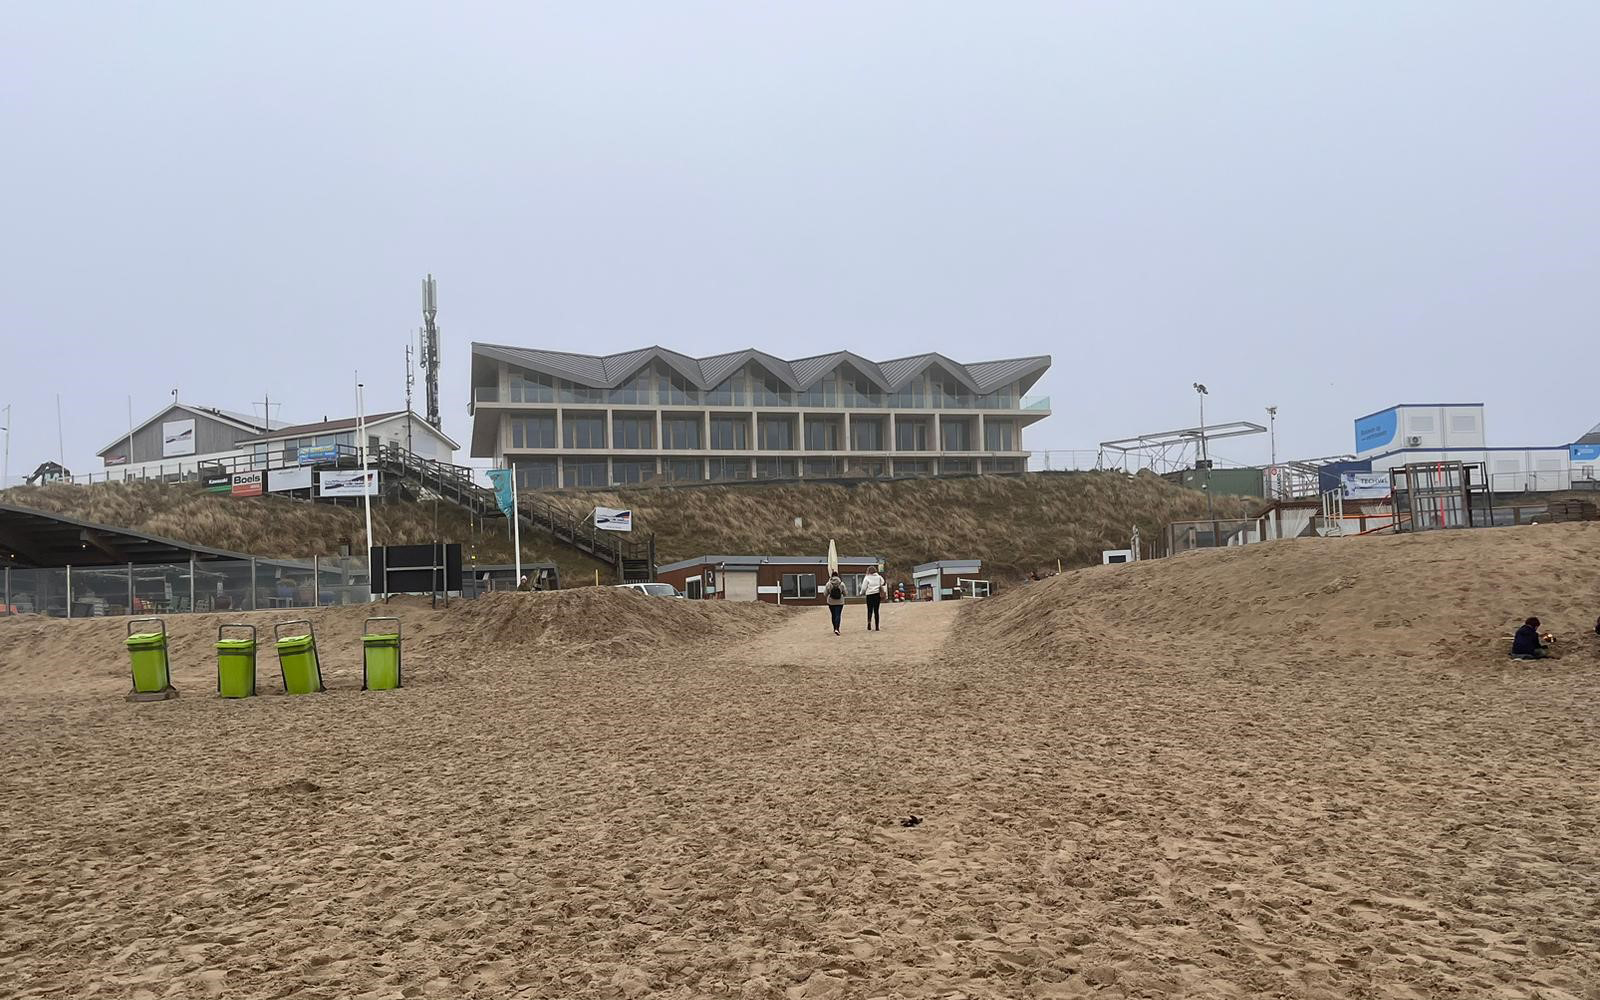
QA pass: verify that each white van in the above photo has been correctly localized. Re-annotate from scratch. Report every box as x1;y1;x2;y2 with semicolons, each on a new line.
614;583;685;599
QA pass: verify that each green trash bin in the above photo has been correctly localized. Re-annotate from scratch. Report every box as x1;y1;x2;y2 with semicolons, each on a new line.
362;616;402;691
273;620;325;695
125;618;175;696
216;625;258;699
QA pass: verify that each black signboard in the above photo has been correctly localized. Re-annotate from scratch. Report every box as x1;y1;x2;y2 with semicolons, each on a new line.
370;543;463;595
201;473;233;494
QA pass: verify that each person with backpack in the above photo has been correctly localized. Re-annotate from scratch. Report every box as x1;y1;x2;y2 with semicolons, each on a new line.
825;573;846;635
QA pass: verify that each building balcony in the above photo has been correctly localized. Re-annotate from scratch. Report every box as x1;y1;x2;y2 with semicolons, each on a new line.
471;388;1052;417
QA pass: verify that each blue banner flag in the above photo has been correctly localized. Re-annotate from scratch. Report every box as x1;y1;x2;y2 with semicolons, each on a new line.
486;469;517;518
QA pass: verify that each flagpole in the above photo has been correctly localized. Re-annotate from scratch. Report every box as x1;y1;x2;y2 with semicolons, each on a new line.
511;474;522;585
357;374;377;598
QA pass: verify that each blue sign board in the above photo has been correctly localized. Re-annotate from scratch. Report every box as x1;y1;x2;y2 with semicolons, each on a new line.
1571;444;1600;463
297;445;340;466
1354;408;1398;453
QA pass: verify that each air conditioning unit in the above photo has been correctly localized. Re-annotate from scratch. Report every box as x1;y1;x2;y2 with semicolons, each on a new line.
1405;436;1422;447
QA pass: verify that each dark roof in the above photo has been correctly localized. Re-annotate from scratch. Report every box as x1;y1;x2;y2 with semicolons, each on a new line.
656;554;884;574
240;411;461;450
1577;421;1600;446
471;343;1049;394
0;501;307;568
240;411;406;441
96;403;282;457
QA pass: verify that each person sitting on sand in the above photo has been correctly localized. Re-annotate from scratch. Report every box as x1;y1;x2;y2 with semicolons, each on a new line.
825;573;846;636
1511;617;1552;660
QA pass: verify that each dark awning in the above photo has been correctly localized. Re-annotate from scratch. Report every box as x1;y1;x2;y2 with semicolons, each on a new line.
0;502;266;568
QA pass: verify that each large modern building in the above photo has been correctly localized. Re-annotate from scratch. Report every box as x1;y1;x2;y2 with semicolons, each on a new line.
468;345;1052;488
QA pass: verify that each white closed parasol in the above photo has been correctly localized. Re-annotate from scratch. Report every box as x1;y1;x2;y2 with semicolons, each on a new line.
827;538;838;577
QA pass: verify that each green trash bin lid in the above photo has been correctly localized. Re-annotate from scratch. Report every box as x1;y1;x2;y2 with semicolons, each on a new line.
275;634;314;653
125;632;166;650
216;639;257;652
362;634;400;646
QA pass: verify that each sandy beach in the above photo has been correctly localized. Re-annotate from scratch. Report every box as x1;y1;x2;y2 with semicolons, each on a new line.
2;526;1598;999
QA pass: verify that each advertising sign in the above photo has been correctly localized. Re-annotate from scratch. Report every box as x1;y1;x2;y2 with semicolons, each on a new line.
1353;408;1398;454
230;471;264;497
1570;444;1600;463
106;455;128;466
268;466;314;493
297;444;340;466
202;473;232;494
1341;473;1391;500
319;470;379;497
594;506;633;532
162;418;197;457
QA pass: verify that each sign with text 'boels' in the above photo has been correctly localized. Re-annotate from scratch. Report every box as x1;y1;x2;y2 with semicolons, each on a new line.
231;471;264;497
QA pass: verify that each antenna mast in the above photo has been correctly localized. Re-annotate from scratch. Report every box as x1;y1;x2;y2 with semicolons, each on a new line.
404;340;415;452
421;274;441;430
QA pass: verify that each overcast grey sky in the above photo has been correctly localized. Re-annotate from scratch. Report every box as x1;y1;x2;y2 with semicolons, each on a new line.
4;1;1597;481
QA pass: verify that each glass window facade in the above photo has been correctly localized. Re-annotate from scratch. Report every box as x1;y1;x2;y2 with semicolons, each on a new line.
707;457;750;481
612;415;655;449
611;460;657;484
850;418;885;452
895;419;931;452
563;413;606;449
564;459;608;488
942;419;973;452
709;417;750;450
662;416;702;450
804;458;841;478
757;416;794;451
509;371;556;403
755;458;797;479
985;421;1017;451
510;415;556;449
514;459;558;489
667;459;704;482
804;419;841;451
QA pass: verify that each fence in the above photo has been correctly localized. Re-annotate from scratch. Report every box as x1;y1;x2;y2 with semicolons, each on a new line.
1;556;370;619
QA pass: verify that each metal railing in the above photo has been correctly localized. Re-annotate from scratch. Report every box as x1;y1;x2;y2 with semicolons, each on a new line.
1;556;370;619
471;389;1050;412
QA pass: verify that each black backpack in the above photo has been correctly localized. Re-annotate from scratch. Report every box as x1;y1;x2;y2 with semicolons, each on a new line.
828;581;844;600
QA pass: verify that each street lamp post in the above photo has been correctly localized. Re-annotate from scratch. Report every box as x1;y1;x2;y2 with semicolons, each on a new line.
1266;405;1279;498
1193;383;1216;543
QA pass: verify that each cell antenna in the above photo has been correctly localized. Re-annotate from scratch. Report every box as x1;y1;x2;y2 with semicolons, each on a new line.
421;274;442;430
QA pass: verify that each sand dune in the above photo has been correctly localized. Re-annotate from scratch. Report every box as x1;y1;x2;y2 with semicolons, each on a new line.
2;530;1597;999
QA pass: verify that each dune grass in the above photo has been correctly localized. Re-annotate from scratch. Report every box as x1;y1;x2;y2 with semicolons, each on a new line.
5;471;1258;585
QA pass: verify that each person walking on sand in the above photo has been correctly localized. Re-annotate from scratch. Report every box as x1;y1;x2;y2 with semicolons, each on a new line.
825;572;846;635
862;566;885;631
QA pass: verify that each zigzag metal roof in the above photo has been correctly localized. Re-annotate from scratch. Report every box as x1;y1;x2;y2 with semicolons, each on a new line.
472;343;1047;393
